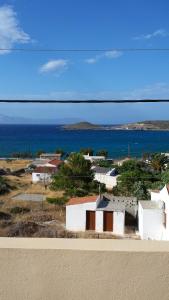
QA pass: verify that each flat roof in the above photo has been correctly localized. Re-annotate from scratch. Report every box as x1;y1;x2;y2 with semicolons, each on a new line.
92;166;110;174
97;199;125;211
139;200;162;210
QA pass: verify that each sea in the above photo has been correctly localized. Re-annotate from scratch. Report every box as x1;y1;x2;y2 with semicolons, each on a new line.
0;124;169;158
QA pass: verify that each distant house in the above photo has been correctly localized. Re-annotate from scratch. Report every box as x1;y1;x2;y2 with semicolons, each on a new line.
30;158;62;168
138;185;169;240
83;154;105;163
29;159;50;168
114;157;131;166
44;159;62;168
40;153;62;160
92;166;118;190
66;194;137;234
32;166;57;183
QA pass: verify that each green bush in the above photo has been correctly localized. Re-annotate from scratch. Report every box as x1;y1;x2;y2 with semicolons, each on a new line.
10;206;30;214
46;196;68;206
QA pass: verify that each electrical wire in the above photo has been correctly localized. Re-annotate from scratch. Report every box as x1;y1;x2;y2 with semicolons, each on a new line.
1;99;169;104
1;48;169;52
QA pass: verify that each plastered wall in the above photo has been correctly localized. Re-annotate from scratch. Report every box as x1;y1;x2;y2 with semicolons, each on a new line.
0;238;169;300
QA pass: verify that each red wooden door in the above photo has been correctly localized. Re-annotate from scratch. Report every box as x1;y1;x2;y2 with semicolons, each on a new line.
86;211;95;230
103;211;113;232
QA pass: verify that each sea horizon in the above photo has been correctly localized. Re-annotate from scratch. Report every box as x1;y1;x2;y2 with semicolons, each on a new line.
0;124;169;158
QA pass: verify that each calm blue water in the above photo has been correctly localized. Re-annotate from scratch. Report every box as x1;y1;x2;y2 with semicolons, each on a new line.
0;125;169;158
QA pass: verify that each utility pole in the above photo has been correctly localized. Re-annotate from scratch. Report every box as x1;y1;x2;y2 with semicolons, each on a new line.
99;183;101;198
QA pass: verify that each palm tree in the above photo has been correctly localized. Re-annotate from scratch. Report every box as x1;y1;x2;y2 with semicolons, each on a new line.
150;153;168;172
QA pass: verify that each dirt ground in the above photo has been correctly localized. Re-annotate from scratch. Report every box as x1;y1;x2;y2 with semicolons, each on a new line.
0;171;67;237
0;159;32;171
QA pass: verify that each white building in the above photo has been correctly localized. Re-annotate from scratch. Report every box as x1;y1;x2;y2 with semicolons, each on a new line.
83;154;105;163
66;195;128;235
32;166;57;183
138;185;169;240
40;153;61;160
31;159;62;183
114;157;131;166
92;166;118;190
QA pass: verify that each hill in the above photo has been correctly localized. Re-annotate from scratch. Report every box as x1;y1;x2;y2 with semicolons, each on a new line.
118;120;169;131
63;122;102;130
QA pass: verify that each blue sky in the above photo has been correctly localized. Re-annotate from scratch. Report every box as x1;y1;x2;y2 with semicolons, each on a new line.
1;0;169;123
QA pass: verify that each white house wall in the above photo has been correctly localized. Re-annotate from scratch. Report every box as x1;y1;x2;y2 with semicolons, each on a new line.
66;202;96;232
151;192;161;202
66;202;125;234
138;203;144;239
96;211;103;232
94;174;117;189
113;211;125;235
150;186;169;240
139;205;164;240
32;173;51;183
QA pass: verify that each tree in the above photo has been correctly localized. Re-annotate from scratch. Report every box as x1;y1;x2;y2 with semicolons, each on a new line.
142;152;151;162
80;148;94;156
96;149;108;158
36;150;45;157
97;160;114;168
116;163;155;197
119;159;140;173
51;153;95;196
150;153;168;172
55;148;65;157
161;170;169;185
117;170;141;196
133;181;149;200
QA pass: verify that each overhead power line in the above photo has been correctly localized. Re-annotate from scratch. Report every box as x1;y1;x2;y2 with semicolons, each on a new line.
1;99;169;104
1;48;169;52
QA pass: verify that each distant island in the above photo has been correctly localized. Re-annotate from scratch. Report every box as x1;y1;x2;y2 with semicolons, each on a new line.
63;122;103;130
116;121;169;131
63;120;169;131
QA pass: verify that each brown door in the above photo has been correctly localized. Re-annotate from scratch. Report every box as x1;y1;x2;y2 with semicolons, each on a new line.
86;211;95;230
103;211;113;232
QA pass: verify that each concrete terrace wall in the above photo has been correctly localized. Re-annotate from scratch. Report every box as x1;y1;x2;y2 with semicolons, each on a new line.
0;238;169;300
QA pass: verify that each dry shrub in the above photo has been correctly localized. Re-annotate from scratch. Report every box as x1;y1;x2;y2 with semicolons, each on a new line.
33;226;58;238
8;221;40;237
25;213;55;223
10;206;30;214
0;220;12;228
0;211;11;220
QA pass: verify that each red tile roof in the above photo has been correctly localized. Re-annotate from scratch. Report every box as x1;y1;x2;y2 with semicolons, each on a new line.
48;159;62;167
34;166;56;174
66;195;97;206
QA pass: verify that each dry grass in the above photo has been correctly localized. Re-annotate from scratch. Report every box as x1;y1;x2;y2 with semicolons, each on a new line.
0;159;32;171
0;174;64;199
0;170;67;237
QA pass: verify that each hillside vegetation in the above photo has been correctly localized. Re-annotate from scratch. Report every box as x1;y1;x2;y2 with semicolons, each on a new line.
63;122;102;130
